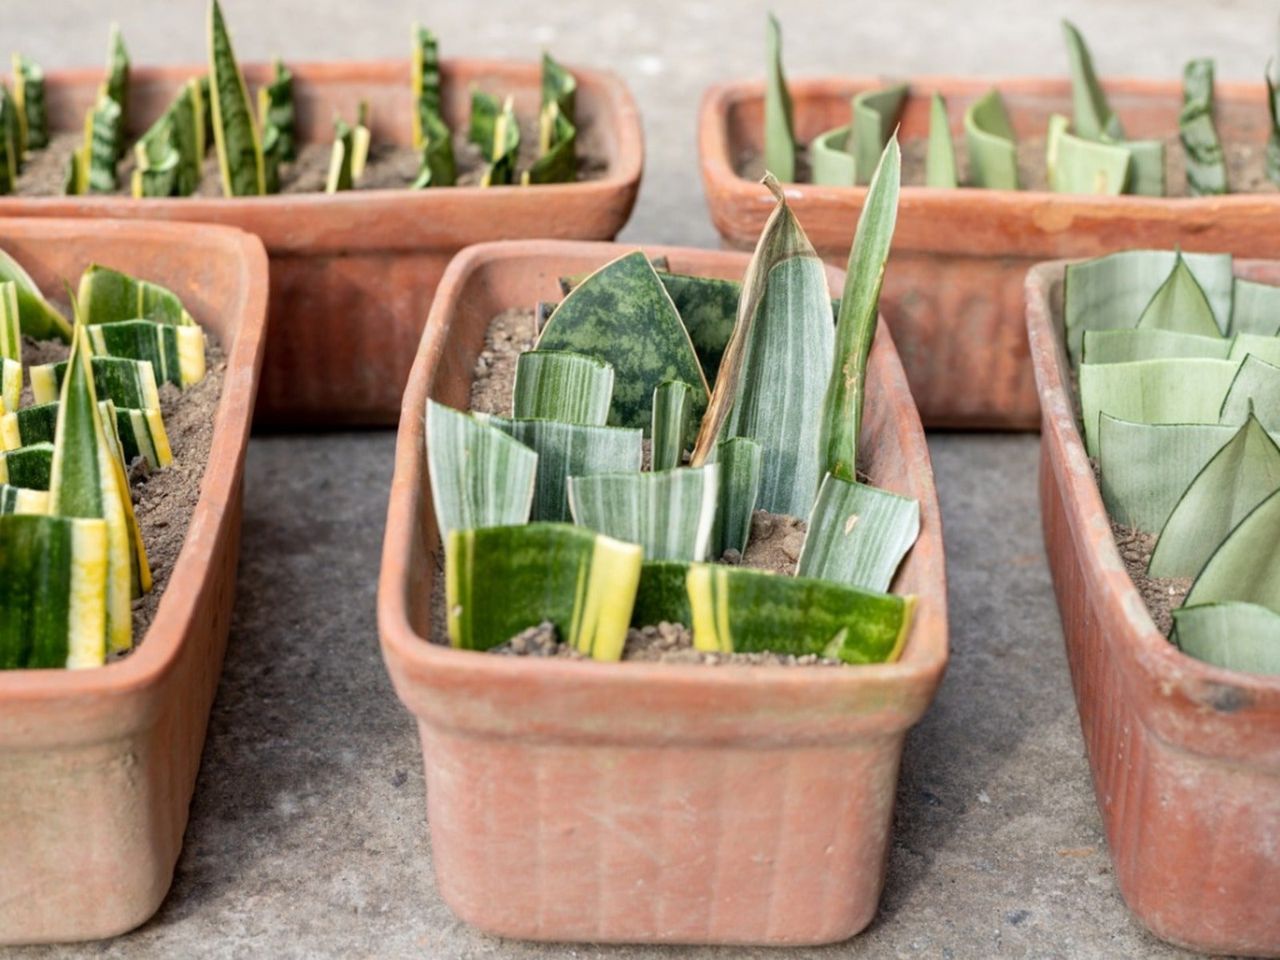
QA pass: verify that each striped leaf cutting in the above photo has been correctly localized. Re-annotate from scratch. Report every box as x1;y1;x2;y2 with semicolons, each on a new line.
13;54;48;151
410;25;456;188
484;414;642;522
1179;59;1227;197
208;0;265;196
690;174;833;516
3;401;173;470
424;400;537;540
651;380;694;471
964;89;1018;189
132;112;181;199
82;92;123;194
0;514;109;669
259;58;296;163
0;401;57;449
0;483;48;515
567;465;720;562
87;319;206;387
0;87;16;194
102;23;129;160
446;522;642;661
799;475;920;593
0;359;18;415
0;442;53;489
0;248;71;341
79;263;197;327
31;355;161;410
512;350;614;425
851;84;908;186
686;563;914;664
763;13;795;182
524;102;576;185
537;250;709;433
709;436;761;557
1172;603;1280;675
469;92;519;187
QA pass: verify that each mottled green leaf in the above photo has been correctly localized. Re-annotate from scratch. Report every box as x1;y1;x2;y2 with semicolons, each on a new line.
0;85;20;192
208;0;265;196
763;13;795;182
84;93;122;194
259;57;296;162
13;54;47;151
632;561;692;627
568;465;720;562
86;320;206;388
0;442;52;489
541;52;576;123
79;263;196;327
656;272;740;384
513;350;613;425
102;23;129;160
1173;602;1280;674
131;112;180;198
926;93;958;188
31;355;161;410
798;475;920;592
1180;58;1227;197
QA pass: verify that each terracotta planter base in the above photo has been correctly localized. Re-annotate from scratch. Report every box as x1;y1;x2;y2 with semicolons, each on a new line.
378;240;948;945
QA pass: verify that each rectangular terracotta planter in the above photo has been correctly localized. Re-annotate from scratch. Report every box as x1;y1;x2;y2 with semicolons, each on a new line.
0;59;642;426
701;75;1278;430
1026;259;1280;957
0;219;268;944
377;239;949;946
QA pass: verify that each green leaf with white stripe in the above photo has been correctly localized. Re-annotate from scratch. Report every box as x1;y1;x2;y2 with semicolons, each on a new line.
710;436;761;557
1179;59;1227;197
0;88;17;193
1082;328;1230;364
131;112;180;198
446;522;641;660
651;379;693;471
568;465;719;562
424;400;537;540
0;443;53;489
537;251;708;432
208;0;265;196
1173;602;1280;675
87;320;206;387
31;355;161;409
512;351;613;425
0;514;109;669
326;117;356;193
689;174;833;516
78;264;196;327
1148;415;1280;577
0;248;71;341
964;89;1018;189
926;93;958;188
763;13;796;182
1;401;57;448
1231;277;1280;335
541;52;577;123
13;54;48;151
1219;354;1280;430
1185;487;1280;612
0;483;48;515
483;414;642;522
798;475;920;593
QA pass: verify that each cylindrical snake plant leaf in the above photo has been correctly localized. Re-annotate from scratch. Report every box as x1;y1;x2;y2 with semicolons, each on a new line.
1082;329;1230;365
483;414;643;522
1062;20;1123;141
1147;414;1280;578
424;399;537;540
86;319;205;388
13;55;47;152
102;23;129;161
0;249;70;342
259;58;296;163
655;273;741;384
1172;602;1280;675
469;92;519;187
1;360;20;415
0;443;53;490
964;89;1018;190
1219;354;1280;431
852;84;908;186
686;563;914;664
208;0;265;197
818;136;900;485
0;483;48;515
31;355;161;410
1063;250;1233;366
82;91;122;194
446;522;641;660
537;250;708;433
0;514;110;669
798;474;920;593
763;13;796;182
651;379;693;471
1180;59;1227;197
523;102;577;185
926;93;958;188
79;263;197;327
709;436;761;557
513;350;614;425
568;465;720;562
690;175;833;516
1135;253;1223;337
1185;486;1280;613
809;124;856;186
1046;113;1129;195
1231;278;1280;336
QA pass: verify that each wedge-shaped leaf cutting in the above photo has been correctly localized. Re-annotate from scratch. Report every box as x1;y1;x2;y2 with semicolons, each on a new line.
1;399;172;471
0;514;109;669
926;93;958;188
964;89;1018;190
689;175;832;516
709;436;762;557
1185;486;1280;612
1062;20;1122;141
1172;602;1280;675
0;250;70;342
31;355;161;410
687;563;914;664
81;92;123;194
78;264;197;327
524;54;577;185
568;465;719;562
1180;58;1227;197
469;92;519;187
13;54;48;152
446;522;641;660
87;320;206;388
1046;114;1129;195
410;25;456;189
655;272;741;383
763;13;796;182
0;443;53;489
425;400;537;540
208;0;266;196
798;475;920;593
1231;277;1280;335
1135;253;1222;337
810;85;907;187
102;23;129;160
512;350;613;425
537;251;708;432
1082;329;1230;364
131;112;181;199
1218;354;1280;431
1148;415;1280;577
484;414;642;522
259;58;296;163
651;380;693;471
0;483;48;516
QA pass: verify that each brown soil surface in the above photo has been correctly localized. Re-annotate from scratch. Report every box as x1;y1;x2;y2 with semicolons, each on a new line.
740;130;1277;197
16;111;609;198
1110;523;1191;637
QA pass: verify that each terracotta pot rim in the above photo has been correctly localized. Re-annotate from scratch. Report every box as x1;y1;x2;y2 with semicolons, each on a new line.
378;239;948;714
0;219;268;704
1026;257;1280;716
700;74;1275;215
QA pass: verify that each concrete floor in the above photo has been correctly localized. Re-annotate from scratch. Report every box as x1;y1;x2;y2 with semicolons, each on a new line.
6;0;1273;956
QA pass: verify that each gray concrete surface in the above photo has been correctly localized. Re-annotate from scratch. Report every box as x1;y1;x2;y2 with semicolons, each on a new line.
6;0;1272;956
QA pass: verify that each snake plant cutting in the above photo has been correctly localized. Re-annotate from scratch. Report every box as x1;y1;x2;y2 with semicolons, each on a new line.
1066;247;1280;674
0;250;207;669
426;137;920;664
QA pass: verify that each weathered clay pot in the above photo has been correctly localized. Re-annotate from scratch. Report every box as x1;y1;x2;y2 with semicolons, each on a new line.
377;240;949;946
0;59;642;426
1026;259;1280;957
701;75;1277;429
0;219;268;944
